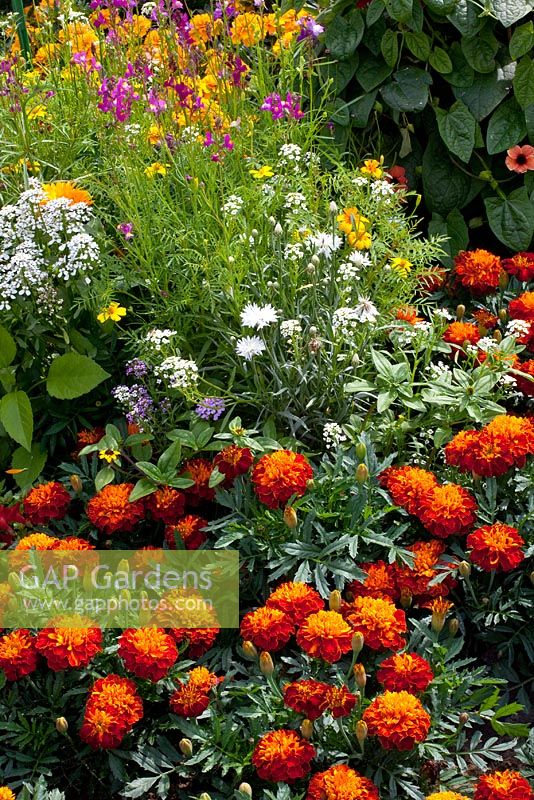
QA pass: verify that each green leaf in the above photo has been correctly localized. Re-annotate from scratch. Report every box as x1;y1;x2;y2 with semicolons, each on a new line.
447;0;485;36
46;353;110;399
436;100;476;162
325;14;364;58
514;56;534;109
318;56;358;93
0;325;16;368
350;90;378;127
422;135;472;214
405;31;431;61
486;98;527;154
485;187;534;251
356;50;393;91
208;466;226;488
129;478;157;502
509;20;534;59
384;0;413;22
444;42;474;87
461;28;499;74
455;66;514;120
490;0;533;27
381;67;432;111
95;466;115;492
423;0;457;13
136;461;165;483
157;440;182;473
526;103;534;141
367;0;385;25
0;391;33;451
429;47;453;73
381;30;399;67
11;443;47;489
428;210;469;267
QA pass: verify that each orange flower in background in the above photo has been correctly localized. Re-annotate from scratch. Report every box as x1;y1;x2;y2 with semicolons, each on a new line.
363;690;431;750
307;764;380;800
502;252;534;283
23;481;71;525
169;626;219;658
505;145;534;174
515;360;534;396
454;249;503;294
348;560;398;601
14;532;60;550
169;684;210;717
35;620;102;670
325;685;358;718
443;321;480;347
146;486;186;523
187;665;219;692
266;581;324;625
0;787;16;800
395;306;423;325
213;445;253;483
54;536;95;550
118;628;178;682
473;309;498;330
426;792;470;800
41;181;93;205
394;540;453;602
74;426;105;456
165;514;208;550
252;450;313;509
474;770;534;800
377;652;433;694
444;416;534;478
379;465;438;515
180;458;215;504
467;523;525;572
345;596;407;651
86;483;145;534
252;729;316;782
0;630;38;680
296;610;353;662
417;483;477;538
283;679;330;720
509;290;534;322
241;606;294;651
230;12;266;46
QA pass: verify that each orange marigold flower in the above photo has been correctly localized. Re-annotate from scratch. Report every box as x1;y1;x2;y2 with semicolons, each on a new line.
266;581;324;626
454;249;503;294
230;12;266;46
0;787;16;800
348;560;398;601
307;764;380;800
283;680;331;720
379;466;438;515
395;306;424;325
486;415;534;458
41;181;92;206
509;291;534;322
187;665;219;692
502;252;534;283
169;626;219;658
515;360;534;396
35;620;102;670
473;309;498;330
14;532;60;550
474;770;534;800
240;606;294;652
164;514;208;550
252;450;313;509
417;483;477;538
146;486;186;523
345;596;407;651
180;458;215;504
395;540;453;602
54;536;95;550
443;321;480;347
79;705;129;750
377;652;433;694
23;481;71;525
447;416;534;477
325;684;358;718
467;523;525;572
296;610;354;663
252;729;316;783
118;628;178;682
87;674;143;728
169;683;210;717
363;690;431;750
426;792;470;800
214;445;253;484
0;629;38;680
86;483;145;534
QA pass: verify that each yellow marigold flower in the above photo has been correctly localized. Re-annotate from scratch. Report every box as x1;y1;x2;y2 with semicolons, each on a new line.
230;12;265;46
97;301;127;323
27;104;48;120
34;43;62;67
390;257;413;277
144;161;168;178
41;181;92;206
348;230;372;250
98;448;120;463
361;158;384;178
0;785;16;800
249;165;274;180
337;207;369;235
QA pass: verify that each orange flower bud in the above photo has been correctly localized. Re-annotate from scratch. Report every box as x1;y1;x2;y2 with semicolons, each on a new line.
493;329;502;343
356;719;368;745
69;474;83;493
242;640;258;660
456;304;465;320
458;560;471;578
448;618;459;636
351;632;364;657
459;712;469;727
498;308;507;322
259;651;274;676
300;719;314;739
400;587;412;608
329;590;342;612
353;663;367;689
355;463;369;483
283;506;298;529
55;717;68;734
179;738;193;757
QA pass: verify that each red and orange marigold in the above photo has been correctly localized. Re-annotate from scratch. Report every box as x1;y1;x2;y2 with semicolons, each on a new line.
307;764;380;800
54;536;95;550
509;291;534;322
266;581;324;625
454;249;503;294
23;481;71;525
467;523;525;572
79;705;130;750
180;458;215;504
515;360;534;396
417;484;477;538
80;674;143;749
348;560;398;601
118;628;178;682
146;486;186;523
240;606;294;652
296;610;354;663
426;793;470;800
502;252;534;283
377;652;433;694
14;532;60;550
445;416;534;477
283;679;330;720
252;449;313;509
395;540;454;602
363;690;431;750
252;729;316;782
474;770;534;800
169;683;211;717
0;787;16;800
0;629;38;680
169;626;219;658
86;483;145;534
345;596;407;651
214;445;254;483
325;685;358;718
165;514;208;550
443;321;480;348
379;465;438;515
35;620;102;671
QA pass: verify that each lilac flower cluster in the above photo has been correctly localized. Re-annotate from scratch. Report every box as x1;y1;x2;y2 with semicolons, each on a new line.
112;384;154;423
260;92;304;121
194;397;226;421
125;358;149;378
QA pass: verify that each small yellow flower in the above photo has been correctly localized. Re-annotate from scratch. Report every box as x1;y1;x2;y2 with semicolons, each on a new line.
144;161;168;178
27;104;48;121
98;448;121;463
361;157;384;178
18;158;41;174
292;227;311;241
390;257;413;277
249;165;274;180
97;301;127;323
348;230;372;250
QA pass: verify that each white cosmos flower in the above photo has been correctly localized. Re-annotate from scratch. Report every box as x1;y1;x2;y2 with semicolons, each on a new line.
240;302;278;329
235;335;266;360
353;297;379;323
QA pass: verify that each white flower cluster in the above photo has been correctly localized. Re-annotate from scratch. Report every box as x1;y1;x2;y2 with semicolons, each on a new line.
427;360;452;380
323;422;348;450
337;251;371;282
145;328;177;350
0;180;98;311
332;299;380;333
222;195;244;216
506;319;531;338
280;319;302;339
370;180;395;198
155;356;198;390
284;242;305;263
284;192;307;211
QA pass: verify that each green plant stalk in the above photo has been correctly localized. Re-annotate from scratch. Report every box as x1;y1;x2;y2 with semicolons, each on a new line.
11;0;31;64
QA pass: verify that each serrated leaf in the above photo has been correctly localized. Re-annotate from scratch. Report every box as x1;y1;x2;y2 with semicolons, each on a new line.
429;47;453;73
486;97;527;154
46;353;110;399
0;390;33;451
485;187;534;251
436;99;476;161
0;325;16;367
405;31;431;61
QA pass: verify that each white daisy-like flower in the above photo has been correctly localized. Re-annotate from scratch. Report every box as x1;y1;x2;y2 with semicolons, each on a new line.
307;232;342;258
240;302;278;330
235;335;266;360
353;297;379;323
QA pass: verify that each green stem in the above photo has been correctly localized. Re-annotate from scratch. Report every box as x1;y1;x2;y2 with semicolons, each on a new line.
11;0;31;64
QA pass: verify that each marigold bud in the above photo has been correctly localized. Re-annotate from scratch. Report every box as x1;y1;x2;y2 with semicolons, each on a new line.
259;651;274;676
530;571;534;586
69;474;83;493
498;308;507;323
400;587;412;608
242;640;258;660
431;610;447;633
355;463;369;483
456;304;465;320
448;618;459;636
458;560;471;578
352;632;364;656
283;506;298;529
306;478;315;490
493;329;502;343
329;590;342;612
300;719;314;739
238;784;252;798
499;271;508;289
199;794;212;800
355;442;367;461
55;717;68;734
458;712;469;727
353;663;367;689
179;738;193;757
356;719;368;744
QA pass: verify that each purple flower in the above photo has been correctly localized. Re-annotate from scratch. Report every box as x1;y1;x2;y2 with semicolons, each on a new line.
112;384;154;423
260;92;304;121
98;70;140;122
297;16;324;41
117;222;134;240
194;397;226;421
125;358;148;378
147;88;167;115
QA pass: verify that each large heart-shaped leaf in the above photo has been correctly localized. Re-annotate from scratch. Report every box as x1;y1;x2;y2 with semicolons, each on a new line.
485;188;534;250
0;391;33;451
46;353;110;400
